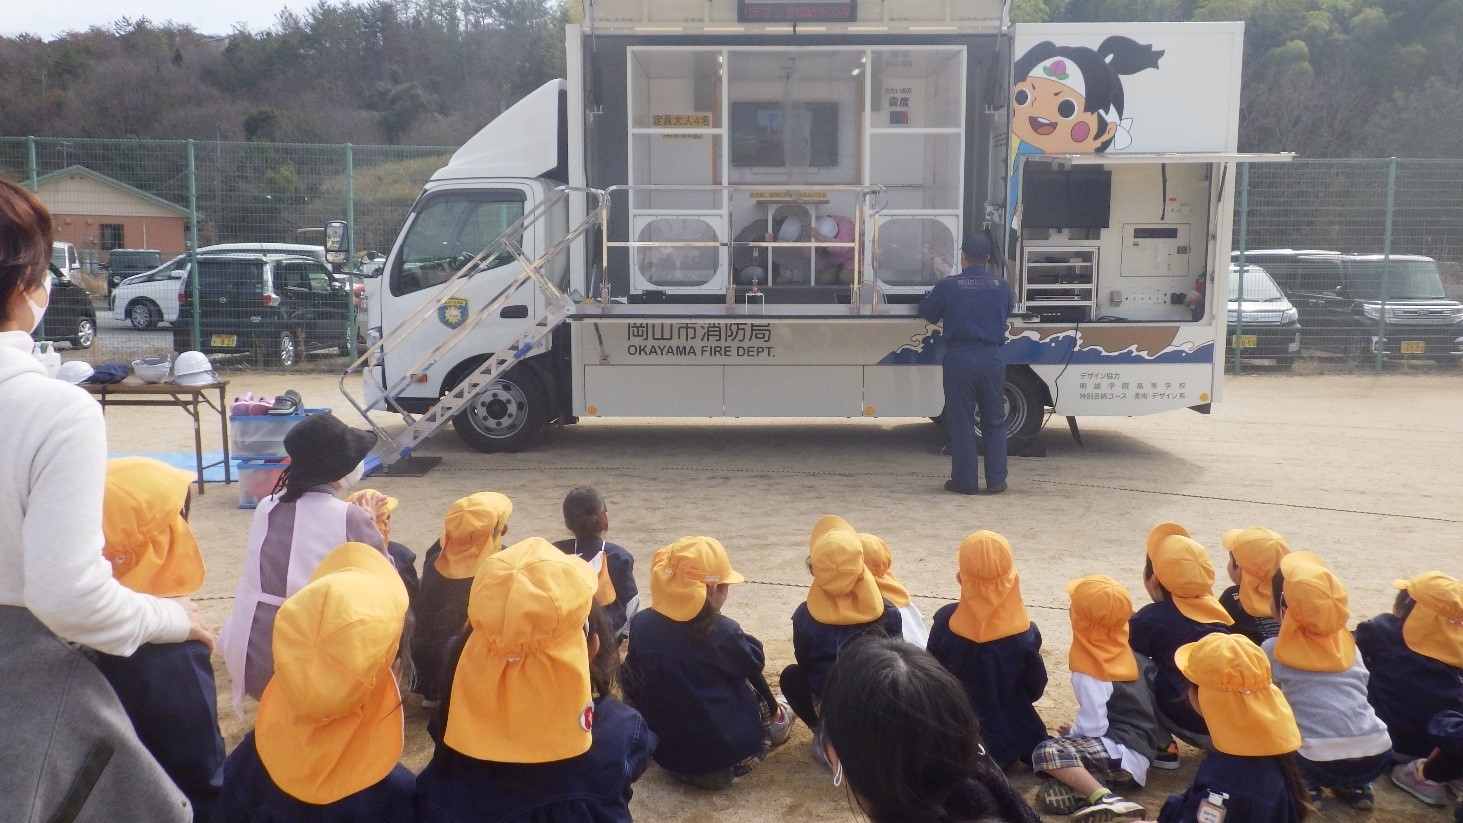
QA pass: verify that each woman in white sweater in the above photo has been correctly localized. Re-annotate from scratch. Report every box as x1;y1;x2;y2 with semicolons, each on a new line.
0;178;212;821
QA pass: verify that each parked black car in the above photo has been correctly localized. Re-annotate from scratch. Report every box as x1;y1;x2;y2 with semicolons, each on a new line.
1233;250;1463;362
36;265;98;350
105;249;164;294
172;254;352;367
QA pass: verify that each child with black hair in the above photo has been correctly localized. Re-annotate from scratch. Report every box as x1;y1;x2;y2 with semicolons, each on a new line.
820;636;1040;823
416;538;655;822
1218;527;1287;646
1355;572;1463;805
1263;553;1391;810
553;486;638;635
1129;524;1233;761
621;536;792;789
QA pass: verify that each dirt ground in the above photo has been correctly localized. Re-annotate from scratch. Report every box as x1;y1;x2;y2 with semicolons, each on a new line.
100;371;1463;822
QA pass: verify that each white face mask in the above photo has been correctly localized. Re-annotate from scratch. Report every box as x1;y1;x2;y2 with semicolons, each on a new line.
335;460;366;492
26;275;52;334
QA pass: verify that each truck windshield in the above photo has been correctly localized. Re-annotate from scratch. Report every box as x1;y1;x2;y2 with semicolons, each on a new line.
393;191;525;295
1228;266;1285;301
1346;260;1447;300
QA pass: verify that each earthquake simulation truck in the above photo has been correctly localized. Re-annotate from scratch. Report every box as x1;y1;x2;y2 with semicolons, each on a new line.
345;0;1289;463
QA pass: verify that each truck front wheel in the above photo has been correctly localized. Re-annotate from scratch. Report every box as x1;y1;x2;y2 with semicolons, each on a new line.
450;366;549;453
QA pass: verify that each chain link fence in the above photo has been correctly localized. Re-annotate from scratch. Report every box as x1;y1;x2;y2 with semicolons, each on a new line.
1231;158;1463;373
1;136;451;369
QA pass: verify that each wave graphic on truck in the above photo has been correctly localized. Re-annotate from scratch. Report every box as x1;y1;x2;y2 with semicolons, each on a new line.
879;325;1214;365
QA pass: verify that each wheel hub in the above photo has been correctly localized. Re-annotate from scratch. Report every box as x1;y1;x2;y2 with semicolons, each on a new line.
472;384;525;434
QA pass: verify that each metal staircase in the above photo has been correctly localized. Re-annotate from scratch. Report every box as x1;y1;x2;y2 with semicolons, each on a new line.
339;186;607;468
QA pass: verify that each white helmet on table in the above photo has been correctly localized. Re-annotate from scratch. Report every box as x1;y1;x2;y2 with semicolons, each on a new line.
56;360;95;385
174;351;217;386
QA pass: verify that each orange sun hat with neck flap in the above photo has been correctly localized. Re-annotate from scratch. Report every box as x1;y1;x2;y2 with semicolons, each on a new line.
1395;572;1463;668
650;536;745;622
1274;552;1355;672
1150;534;1234;627
446;537;599;763
950;531;1031;643
857;533;911;608
1175;633;1301;757
102;457;205;597
1146;522;1190;559
347;489;399;543
1067;575;1138;682
1222;526;1290;618
436;492;513;579
807;518;885;626
256;542;408;806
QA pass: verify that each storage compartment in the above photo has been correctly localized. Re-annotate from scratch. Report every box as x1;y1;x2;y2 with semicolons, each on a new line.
229;408;330;459
1022;247;1097;321
237;458;289;509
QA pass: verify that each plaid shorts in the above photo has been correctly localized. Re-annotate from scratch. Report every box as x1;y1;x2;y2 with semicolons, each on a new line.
1033;736;1135;815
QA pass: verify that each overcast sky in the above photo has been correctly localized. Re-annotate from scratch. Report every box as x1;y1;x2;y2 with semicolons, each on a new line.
3;0;314;38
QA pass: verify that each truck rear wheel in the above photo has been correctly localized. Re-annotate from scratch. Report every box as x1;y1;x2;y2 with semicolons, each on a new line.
936;367;1048;453
450;366;549;453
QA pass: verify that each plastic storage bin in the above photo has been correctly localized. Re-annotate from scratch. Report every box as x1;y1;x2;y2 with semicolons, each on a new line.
238;458;289;509
230;408;330;459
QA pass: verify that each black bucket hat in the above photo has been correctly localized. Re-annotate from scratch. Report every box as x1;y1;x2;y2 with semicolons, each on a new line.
281;413;378;489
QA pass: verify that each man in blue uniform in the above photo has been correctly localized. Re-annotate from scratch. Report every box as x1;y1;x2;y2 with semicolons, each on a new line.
919;233;1013;495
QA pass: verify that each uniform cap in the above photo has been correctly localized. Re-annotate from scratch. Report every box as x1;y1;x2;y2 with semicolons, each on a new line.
1395;572;1463;668
446;537;599;763
858;533;910;608
949;531;1031;643
257;543;407;805
1174;633;1302;757
102;457;204;597
1274;552;1355;672
1150;535;1234;627
1222;526;1290;618
436;492;513;579
807;526;885;626
649;536;744;622
961;233;993;259
1145;522;1190;559
347;489;398;544
1067;575;1138;682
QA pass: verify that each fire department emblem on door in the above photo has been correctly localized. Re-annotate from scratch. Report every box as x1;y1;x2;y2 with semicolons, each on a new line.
438;298;469;329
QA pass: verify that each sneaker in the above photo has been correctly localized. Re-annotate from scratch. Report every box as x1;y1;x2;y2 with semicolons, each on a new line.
768;697;795;749
1333;784;1374;811
268;389;303;415
944;479;979;495
419;697;439;710
811;736;831;771
1071;794;1145;822
1152;742;1181;770
1449;778;1463;803
1392;759;1448;806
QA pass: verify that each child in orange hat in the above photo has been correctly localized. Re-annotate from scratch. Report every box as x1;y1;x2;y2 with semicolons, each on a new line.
1355;571;1463;806
1264;552;1391;810
1130;523;1233;759
348;488;421;605
1218;526;1287;646
927;530;1048;769
92;457;226;821
1032;576;1156;821
410;491;512;708
621;536;793;788
416;537;655;821
213;542;415;821
1156;633;1309;822
858;531;929;647
779;516;902;751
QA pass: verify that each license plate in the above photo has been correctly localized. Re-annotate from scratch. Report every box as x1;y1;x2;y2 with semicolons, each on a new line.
1234;335;1258;349
211;334;237;347
1400;340;1426;354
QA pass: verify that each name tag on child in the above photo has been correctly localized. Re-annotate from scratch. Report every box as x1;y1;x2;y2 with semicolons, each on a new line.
1197;791;1228;823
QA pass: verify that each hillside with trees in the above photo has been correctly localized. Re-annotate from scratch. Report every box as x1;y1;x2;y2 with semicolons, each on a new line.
0;0;1459;156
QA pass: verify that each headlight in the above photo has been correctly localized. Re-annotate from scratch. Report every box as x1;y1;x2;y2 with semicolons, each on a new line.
1360;304;1381;320
1281;308;1298;324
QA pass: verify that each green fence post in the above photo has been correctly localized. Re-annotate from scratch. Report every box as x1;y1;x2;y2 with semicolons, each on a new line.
188;139;202;353
1375;157;1396;374
1234;163;1249;375
345;143;357;360
26;136;37;190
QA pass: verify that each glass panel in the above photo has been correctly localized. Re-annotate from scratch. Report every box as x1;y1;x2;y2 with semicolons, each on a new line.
392;192;525;295
636;218;722;288
629;50;723;130
630;133;723;211
874;217;956;288
869;48;964;129
726;49;864;185
868;132;962;209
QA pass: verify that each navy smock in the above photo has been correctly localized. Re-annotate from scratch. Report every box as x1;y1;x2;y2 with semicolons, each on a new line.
1355;612;1463;757
93;639;225;822
926;604;1048;766
553;538;637;632
417;696;656;823
1131;598;1230;735
791;600;902;697
411;540;472;702
212;732;417;822
1157;752;1302;823
621;609;767;774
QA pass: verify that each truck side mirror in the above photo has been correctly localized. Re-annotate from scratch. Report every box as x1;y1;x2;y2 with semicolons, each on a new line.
324;220;348;253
